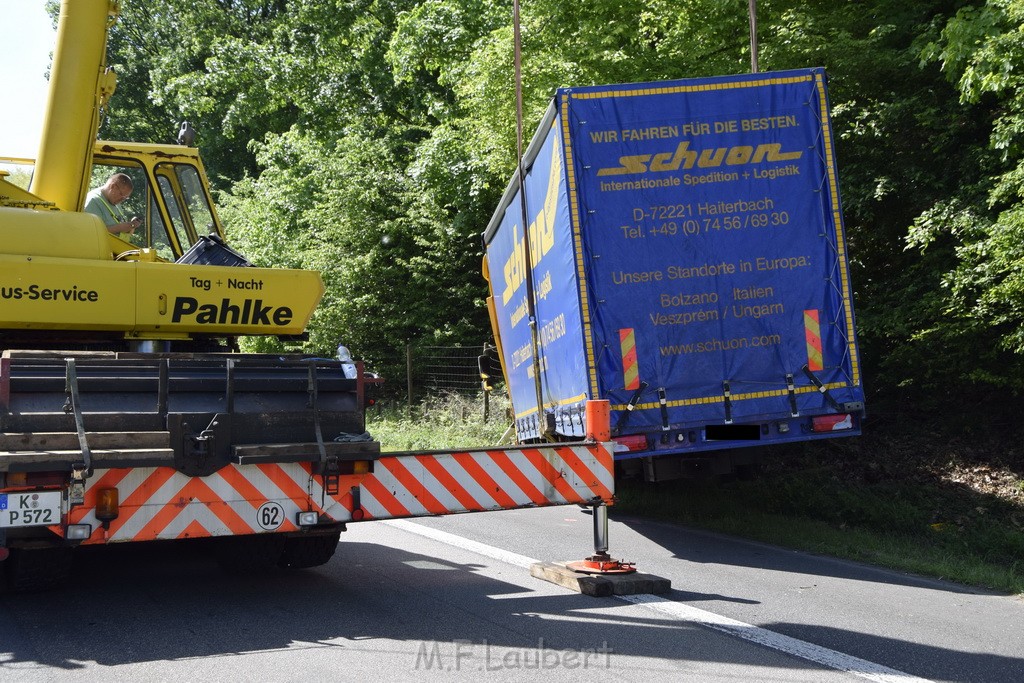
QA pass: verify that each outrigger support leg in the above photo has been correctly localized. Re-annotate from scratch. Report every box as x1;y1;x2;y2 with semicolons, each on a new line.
531;398;668;594
566;501;636;575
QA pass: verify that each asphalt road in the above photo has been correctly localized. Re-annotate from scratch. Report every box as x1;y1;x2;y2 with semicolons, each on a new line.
1;506;1021;682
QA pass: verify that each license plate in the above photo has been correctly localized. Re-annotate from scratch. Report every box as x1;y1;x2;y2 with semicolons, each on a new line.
0;491;63;527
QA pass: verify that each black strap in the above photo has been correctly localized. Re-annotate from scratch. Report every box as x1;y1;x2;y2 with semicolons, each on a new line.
786;373;799;417
612;381;648;435
801;365;841;410
658;387;670;430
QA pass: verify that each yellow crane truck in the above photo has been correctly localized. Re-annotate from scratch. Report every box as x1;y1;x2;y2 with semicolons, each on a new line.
0;0;615;591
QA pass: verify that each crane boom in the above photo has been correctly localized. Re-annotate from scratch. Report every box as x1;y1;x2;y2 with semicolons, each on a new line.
31;0;117;211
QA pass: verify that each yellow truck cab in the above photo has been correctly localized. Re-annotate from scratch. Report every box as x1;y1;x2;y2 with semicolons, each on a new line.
90;139;225;263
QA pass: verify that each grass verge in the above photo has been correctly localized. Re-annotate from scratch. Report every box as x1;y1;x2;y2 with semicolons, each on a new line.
614;468;1024;594
368;392;1024;594
367;391;514;451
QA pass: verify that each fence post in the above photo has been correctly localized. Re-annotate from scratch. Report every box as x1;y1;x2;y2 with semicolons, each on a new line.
481;343;490;422
406;343;413;417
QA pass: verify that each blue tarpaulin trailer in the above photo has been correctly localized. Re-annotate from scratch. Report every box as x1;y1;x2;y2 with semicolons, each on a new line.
483;68;865;480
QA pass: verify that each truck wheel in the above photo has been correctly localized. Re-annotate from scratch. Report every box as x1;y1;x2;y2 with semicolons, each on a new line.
278;531;341;570
214;534;286;574
4;547;74;593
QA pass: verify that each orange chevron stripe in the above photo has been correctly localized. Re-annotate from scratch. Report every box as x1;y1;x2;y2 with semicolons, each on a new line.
522;448;586;503
361;471;411;519
216;466;272;509
131;481;203;541
382;457;448;515
178;519;209;539
452;452;519;509
102;467;178;538
134;477;254;541
416;455;482;511
555;446;613;501
585;443;615;473
486;450;549;505
258;463;311;502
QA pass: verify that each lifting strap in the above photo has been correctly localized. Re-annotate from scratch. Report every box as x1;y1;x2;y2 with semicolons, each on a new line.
63;358;91;505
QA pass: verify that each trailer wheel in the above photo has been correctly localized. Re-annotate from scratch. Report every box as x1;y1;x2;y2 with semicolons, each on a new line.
278;531;341;570
4;547;74;593
214;534;286;574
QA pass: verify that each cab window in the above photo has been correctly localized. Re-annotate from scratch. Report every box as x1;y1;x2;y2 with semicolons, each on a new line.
154;162;220;254
86;160;174;260
176;165;216;236
157;174;194;254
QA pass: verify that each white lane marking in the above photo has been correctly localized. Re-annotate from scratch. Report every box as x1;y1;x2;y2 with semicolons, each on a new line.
619;594;933;683
385;519;537;568
383;519;935;683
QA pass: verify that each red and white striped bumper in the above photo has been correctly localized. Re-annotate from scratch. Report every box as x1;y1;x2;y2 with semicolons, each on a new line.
60;442;615;544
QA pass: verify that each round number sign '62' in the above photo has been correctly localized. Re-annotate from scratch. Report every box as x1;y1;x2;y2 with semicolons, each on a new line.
256;502;285;530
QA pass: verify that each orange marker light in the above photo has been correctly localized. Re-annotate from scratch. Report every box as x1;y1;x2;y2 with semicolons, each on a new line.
96;488;119;524
6;472;28;488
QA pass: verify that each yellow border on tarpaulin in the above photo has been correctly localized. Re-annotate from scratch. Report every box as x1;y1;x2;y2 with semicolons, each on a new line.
515;382;850;417
813;71;861;387
611;382;849;412
570;74;812;101
559;97;600;401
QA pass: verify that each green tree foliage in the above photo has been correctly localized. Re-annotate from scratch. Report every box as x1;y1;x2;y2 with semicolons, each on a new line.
99;0;1024;396
756;1;1001;395
911;0;1024;388
100;1;303;183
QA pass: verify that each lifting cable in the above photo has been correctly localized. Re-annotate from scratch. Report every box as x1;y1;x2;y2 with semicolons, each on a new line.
513;0;551;440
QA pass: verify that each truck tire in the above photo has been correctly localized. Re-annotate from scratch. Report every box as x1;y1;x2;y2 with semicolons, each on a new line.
214;534;286;574
278;531;341;570
4;547;74;593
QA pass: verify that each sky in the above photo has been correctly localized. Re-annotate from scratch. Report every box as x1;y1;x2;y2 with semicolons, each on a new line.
0;1;57;159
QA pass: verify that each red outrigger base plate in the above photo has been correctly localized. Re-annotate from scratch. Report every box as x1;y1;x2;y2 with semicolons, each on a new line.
566;555;637;575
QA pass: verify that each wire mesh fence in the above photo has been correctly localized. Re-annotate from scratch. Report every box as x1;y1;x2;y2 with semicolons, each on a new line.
414;344;486;394
368;342;502;421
